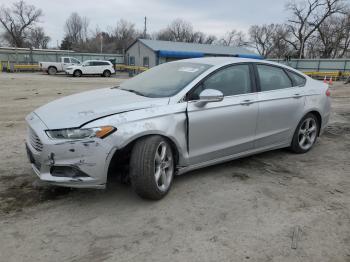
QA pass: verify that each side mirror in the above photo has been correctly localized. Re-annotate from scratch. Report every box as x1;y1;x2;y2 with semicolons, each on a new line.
196;89;223;106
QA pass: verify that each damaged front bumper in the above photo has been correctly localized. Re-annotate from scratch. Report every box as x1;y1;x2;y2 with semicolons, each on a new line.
25;113;114;189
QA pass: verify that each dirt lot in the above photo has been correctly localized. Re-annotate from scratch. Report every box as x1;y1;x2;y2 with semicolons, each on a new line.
0;72;349;262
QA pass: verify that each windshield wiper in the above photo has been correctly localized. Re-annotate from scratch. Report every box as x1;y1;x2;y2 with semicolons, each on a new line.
120;88;147;97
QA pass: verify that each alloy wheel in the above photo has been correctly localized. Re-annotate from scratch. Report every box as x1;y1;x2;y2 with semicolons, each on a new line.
154;142;173;192
298;117;317;151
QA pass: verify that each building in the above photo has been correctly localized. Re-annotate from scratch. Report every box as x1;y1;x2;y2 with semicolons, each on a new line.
0;47;124;64
125;39;262;68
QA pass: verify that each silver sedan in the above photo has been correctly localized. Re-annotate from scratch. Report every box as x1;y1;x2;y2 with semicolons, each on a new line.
25;57;331;200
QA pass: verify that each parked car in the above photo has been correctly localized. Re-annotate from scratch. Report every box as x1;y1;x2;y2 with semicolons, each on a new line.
25;57;331;200
65;60;115;77
39;57;81;75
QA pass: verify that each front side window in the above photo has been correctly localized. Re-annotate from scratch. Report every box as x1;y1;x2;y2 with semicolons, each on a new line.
257;64;293;91
119;62;211;98
190;64;252;99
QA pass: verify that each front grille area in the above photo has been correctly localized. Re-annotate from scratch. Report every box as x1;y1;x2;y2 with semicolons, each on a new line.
29;128;43;152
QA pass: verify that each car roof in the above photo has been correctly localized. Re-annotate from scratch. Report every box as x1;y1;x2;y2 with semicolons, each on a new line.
84;60;110;62
175;57;304;75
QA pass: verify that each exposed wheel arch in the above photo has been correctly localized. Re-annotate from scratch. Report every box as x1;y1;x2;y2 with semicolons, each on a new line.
107;134;180;184
306;110;322;136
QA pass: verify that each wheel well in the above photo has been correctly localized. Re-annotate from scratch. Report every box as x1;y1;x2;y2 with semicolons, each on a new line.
308;111;322;136
107;135;180;183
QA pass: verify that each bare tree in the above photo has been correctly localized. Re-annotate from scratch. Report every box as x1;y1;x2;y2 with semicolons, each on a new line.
156;19;195;42
220;30;247;47
156;19;216;44
28;27;50;49
249;24;292;58
0;0;43;47
64;12;89;46
316;13;350;58
249;25;275;57
112;19;139;53
286;0;345;58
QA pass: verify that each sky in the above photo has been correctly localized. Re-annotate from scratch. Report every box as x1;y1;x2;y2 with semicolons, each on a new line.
0;0;289;47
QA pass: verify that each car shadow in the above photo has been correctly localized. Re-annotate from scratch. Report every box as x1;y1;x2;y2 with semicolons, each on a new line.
0;148;296;214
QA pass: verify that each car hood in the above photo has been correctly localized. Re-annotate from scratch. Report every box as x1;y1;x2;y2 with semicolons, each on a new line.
34;88;169;129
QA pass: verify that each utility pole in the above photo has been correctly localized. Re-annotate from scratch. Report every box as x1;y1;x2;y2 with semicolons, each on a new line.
143;16;147;38
100;33;103;53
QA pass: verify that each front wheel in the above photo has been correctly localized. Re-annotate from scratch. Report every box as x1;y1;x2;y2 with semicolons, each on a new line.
130;136;174;200
73;70;82;77
290;113;319;153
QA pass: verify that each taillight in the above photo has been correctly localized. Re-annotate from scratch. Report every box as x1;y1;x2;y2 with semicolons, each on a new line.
326;88;331;97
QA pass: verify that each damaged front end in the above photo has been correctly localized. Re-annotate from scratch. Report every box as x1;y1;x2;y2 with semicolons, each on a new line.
25;112;115;189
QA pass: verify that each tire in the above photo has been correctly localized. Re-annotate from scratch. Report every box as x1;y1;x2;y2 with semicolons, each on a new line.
48;67;57;75
103;70;111;77
73;70;82;77
130;136;175;200
290;113;319;154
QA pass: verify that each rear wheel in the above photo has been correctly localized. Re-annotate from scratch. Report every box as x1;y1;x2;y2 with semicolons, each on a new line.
103;70;111;77
130;136;174;200
290;113;319;153
73;70;82;77
48;67;57;75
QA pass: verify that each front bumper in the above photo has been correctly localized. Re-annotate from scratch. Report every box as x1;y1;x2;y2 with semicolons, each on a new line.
25;113;114;189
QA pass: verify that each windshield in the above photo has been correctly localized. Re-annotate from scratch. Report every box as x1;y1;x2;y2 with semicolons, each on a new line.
119;62;211;98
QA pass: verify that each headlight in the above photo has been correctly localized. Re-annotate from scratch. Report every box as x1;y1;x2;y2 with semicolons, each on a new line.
46;126;116;139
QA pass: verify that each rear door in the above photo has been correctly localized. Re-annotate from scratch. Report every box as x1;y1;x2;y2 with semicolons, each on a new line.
186;63;259;165
254;64;306;148
94;61;104;74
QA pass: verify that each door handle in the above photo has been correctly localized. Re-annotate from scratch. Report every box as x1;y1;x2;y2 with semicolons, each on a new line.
293;93;303;99
240;99;254;105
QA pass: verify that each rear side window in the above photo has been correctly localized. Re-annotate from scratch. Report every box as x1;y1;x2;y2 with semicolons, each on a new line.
287;71;306;86
257;64;292;91
63;58;70;63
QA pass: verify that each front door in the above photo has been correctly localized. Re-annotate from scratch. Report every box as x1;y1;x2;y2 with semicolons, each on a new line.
186;64;259;165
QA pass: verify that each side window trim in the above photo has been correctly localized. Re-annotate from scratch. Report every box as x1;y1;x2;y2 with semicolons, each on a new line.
185;62;256;101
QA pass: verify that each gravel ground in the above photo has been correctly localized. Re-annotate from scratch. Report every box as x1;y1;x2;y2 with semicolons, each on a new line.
0;73;349;262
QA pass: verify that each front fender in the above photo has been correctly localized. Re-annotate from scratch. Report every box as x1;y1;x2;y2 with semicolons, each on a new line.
85;103;189;166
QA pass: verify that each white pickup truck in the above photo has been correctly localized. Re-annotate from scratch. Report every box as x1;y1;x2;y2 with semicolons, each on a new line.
39;57;81;75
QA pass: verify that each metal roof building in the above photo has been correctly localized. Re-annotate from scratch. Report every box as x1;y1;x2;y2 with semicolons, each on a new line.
125;39;262;68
